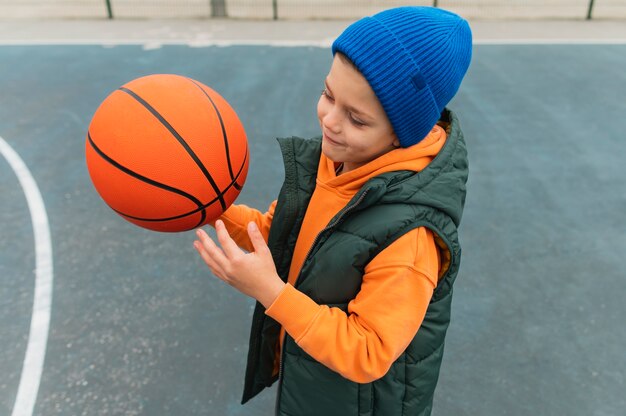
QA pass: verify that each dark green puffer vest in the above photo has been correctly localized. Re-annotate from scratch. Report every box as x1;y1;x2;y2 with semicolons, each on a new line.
241;109;468;416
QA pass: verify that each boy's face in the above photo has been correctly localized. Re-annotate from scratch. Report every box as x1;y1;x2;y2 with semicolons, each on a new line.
317;54;399;174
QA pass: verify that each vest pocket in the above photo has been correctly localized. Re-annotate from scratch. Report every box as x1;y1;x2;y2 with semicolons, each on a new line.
279;339;361;416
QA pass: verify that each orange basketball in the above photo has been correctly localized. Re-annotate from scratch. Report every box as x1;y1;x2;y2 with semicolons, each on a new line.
85;74;249;232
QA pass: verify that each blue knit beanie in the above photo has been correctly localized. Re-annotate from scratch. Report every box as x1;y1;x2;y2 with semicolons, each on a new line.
332;7;472;147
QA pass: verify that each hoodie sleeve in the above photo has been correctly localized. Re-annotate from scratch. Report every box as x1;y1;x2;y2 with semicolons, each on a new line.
213;201;277;252
265;226;439;383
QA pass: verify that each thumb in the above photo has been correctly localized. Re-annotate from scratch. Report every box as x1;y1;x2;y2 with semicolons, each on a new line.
247;222;270;254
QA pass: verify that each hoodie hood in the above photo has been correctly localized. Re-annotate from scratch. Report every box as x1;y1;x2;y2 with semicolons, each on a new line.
317;122;446;198
354;109;468;227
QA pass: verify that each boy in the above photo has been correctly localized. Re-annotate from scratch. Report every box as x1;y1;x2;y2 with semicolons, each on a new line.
194;6;472;415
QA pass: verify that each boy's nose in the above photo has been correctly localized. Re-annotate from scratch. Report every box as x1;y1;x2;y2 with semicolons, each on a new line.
322;109;342;134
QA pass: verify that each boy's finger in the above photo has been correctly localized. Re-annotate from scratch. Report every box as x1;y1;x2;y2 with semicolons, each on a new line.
193;240;224;277
215;220;241;259
247;222;270;255
196;228;230;271
195;228;215;249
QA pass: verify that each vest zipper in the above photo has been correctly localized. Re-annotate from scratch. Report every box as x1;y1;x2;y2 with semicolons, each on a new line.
275;189;370;415
300;188;370;282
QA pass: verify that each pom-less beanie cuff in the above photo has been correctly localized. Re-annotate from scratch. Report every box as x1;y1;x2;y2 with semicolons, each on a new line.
332;7;472;147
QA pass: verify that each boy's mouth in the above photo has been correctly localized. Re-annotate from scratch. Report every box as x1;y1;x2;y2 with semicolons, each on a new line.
323;131;342;146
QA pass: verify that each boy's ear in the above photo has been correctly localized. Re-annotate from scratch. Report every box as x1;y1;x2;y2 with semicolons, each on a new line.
392;134;401;148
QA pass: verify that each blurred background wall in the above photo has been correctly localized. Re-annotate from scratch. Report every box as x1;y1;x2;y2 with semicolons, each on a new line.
0;0;624;20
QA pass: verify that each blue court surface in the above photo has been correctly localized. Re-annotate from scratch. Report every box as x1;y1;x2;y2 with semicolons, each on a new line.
1;39;625;415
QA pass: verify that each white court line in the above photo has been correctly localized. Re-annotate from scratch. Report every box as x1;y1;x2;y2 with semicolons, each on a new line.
473;38;626;45
0;136;54;416
0;38;333;47
0;38;625;46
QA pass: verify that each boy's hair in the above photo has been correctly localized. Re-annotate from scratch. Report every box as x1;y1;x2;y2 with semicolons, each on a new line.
332;7;472;148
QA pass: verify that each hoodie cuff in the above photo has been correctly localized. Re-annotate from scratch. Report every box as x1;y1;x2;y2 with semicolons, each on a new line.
265;284;322;342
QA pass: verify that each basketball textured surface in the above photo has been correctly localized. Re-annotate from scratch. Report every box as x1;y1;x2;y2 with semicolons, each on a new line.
86;74;249;232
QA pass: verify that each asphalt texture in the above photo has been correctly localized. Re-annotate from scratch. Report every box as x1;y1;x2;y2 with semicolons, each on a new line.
1;43;625;415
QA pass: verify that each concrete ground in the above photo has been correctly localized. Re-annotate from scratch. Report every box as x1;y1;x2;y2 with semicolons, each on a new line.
1;18;625;416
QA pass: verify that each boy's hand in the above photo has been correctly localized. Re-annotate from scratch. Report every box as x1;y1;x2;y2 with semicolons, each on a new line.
194;220;285;309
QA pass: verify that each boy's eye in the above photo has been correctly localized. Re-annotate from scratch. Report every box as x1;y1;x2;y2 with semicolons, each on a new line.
321;88;366;127
349;114;366;127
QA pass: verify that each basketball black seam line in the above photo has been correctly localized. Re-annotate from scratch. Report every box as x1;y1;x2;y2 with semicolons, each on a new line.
118;86;227;211
87;132;207;227
115;145;247;222
187;78;236;182
112;143;248;223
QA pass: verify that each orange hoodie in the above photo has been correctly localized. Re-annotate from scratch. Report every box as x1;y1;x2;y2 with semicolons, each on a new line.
218;125;446;383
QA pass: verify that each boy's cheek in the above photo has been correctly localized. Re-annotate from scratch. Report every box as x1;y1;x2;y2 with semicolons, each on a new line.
316;99;327;123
